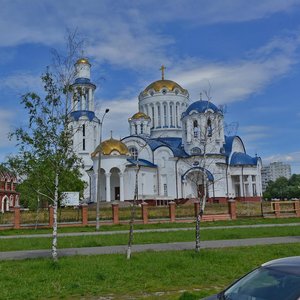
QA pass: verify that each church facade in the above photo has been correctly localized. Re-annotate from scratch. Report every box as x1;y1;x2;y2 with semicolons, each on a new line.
70;59;262;204
0;167;19;212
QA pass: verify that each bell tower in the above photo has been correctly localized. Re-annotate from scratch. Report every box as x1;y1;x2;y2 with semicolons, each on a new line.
69;58;100;200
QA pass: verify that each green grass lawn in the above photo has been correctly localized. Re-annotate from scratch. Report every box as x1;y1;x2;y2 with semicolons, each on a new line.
1;244;300;300
1;216;300;236
1;224;300;252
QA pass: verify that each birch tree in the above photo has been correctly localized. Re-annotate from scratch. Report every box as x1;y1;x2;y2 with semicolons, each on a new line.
126;162;140;260
126;140;148;259
8;70;83;262
183;90;226;252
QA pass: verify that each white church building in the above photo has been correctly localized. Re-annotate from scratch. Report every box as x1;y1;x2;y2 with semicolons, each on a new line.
70;58;263;204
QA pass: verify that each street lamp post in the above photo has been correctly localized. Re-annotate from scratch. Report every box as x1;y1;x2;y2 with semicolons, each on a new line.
96;108;109;231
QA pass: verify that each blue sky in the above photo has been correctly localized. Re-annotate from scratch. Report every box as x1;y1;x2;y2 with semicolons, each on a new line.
1;0;300;173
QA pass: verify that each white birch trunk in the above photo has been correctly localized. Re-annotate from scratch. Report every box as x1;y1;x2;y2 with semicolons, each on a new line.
127;166;139;260
52;172;59;262
195;122;208;252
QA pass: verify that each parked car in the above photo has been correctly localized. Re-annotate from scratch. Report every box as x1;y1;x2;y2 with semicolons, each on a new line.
202;256;300;300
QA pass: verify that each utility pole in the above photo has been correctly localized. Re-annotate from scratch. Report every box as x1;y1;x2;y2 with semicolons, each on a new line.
96;108;109;231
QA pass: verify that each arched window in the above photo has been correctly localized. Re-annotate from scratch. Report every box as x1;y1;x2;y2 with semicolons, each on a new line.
129;147;138;160
191;147;201;155
141;123;144;134
157;105;161;127
193;120;199;138
85;89;89;110
151;106;155;128
207;119;212;137
170;105;173;126
163;104;167;126
134;124;138;135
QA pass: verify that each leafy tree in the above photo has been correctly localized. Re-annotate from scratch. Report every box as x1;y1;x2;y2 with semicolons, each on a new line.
263;175;300;199
15;161;85;210
8;70;83;261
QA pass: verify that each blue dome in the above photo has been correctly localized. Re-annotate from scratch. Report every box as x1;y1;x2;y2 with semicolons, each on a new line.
182;100;222;118
70;111;97;122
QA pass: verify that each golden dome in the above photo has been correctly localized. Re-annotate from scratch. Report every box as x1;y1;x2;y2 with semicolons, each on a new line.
129;112;151;120
92;138;129;157
76;58;91;66
142;79;187;95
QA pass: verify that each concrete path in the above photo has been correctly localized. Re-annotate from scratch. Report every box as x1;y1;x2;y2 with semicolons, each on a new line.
1;236;300;260
1;222;300;239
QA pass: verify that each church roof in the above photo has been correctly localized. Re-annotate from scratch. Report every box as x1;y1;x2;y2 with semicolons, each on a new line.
223;135;246;156
76;58;91;66
73;78;95;86
230;152;259;166
129;112;151;120
142;79;188;95
182;167;214;181
223;136;258;165
127;158;157;168
146;137;189;158
182;100;222;118
92;138;129;156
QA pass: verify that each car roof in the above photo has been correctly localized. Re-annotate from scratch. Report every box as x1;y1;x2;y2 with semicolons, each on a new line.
262;256;300;276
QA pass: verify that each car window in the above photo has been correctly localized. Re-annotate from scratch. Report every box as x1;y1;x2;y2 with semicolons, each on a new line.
223;267;300;300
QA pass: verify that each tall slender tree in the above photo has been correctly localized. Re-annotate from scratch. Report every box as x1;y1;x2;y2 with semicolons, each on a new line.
8;70;83;261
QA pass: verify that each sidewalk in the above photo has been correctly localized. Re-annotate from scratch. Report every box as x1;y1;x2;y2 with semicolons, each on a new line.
1;236;300;260
1;222;300;239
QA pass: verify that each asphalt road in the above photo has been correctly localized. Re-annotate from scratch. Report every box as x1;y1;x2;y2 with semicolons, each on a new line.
1;236;300;260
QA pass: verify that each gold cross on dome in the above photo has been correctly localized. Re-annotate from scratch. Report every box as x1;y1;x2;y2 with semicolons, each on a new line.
160;65;166;80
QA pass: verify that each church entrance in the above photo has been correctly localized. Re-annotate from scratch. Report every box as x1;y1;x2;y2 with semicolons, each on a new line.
197;184;205;198
1;196;9;212
115;187;120;200
182;168;212;199
110;167;121;201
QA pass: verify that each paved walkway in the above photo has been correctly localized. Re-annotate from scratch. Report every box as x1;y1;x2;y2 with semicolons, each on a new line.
1;222;300;239
1;236;300;260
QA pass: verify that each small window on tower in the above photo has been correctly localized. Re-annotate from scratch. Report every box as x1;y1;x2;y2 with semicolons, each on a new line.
83;139;85;151
193;120;199;138
141;124;144;134
129;147;138;160
207;119;212;137
82;124;85;136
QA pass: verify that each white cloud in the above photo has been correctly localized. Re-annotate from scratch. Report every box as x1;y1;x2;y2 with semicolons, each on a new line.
239;125;271;143
1;1;299;71
0;73;41;93
149;0;300;24
95;97;137;141
170;33;300;103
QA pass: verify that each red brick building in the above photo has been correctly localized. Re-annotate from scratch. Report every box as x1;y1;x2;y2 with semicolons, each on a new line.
0;168;19;212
